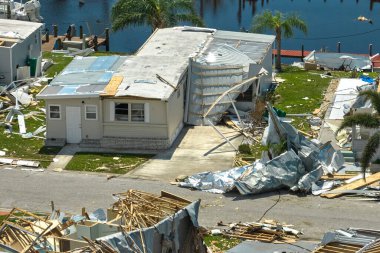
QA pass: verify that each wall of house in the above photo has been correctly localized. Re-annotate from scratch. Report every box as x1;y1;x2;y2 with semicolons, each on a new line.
100;98;170;149
0;47;12;85
166;78;185;146
259;49;273;94
44;98;103;142
11;29;42;80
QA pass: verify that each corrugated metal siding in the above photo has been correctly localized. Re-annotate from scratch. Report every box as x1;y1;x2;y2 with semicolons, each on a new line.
187;45;254;125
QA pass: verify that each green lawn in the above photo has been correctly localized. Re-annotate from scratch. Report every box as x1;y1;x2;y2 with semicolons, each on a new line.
42;52;74;78
204;235;241;252
273;66;357;131
65;152;154;174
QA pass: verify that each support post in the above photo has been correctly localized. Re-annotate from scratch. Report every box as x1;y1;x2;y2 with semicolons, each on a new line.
93;35;98;51
105;28;110;51
227;93;243;128
206;118;237;151
82;34;86;50
337;42;341;53
6;3;11;19
369;44;373;56
301;44;304;60
79;25;83;39
53;25;58;37
45;29;49;42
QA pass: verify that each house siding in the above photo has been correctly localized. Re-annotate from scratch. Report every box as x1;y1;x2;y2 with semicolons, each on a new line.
167;78;185;145
11;29;42;78
100;98;170;149
45;98;103;141
0;47;12;84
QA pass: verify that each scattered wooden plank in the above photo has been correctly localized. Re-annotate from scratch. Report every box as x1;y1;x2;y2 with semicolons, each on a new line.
312;242;362;253
321;172;380;199
321;174;358;180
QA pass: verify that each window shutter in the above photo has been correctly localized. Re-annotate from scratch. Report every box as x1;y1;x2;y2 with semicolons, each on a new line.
110;101;115;121
144;103;150;123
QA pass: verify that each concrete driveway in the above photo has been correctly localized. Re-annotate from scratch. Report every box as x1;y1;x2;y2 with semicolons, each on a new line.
125;126;242;181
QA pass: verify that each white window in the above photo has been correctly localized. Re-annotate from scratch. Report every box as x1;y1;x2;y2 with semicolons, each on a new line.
85;105;97;120
49;105;61;119
113;102;148;122
115;103;129;121
131;103;144;122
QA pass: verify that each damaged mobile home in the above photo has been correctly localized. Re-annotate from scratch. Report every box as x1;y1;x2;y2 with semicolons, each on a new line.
0;19;43;86
37;26;275;149
0;190;206;253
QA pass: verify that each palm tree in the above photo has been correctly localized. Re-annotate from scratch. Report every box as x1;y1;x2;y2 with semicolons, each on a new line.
251;10;307;71
337;90;380;175
111;0;204;32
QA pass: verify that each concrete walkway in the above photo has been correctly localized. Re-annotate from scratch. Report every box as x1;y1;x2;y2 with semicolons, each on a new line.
47;144;80;171
47;126;242;181
125;126;242;181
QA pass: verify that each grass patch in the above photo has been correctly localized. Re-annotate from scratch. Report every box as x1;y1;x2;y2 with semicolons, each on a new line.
65;152;154;174
0;85;61;167
273;66;354;131
42;52;73;78
204;235;241;252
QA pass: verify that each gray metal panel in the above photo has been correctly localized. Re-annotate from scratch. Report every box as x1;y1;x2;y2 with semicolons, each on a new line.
39;56;127;98
37;85;63;96
213;30;275;43
76;84;106;93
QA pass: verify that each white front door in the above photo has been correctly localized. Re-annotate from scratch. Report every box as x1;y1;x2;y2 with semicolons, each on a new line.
66;106;81;143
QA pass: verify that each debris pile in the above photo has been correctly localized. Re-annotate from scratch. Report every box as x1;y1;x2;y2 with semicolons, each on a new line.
0;190;206;253
179;103;345;196
313;228;380;252
223;220;301;243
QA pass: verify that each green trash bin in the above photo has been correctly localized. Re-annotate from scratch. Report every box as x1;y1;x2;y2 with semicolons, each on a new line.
28;58;38;77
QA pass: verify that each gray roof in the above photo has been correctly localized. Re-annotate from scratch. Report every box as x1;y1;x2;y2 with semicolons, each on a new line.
37;56;126;99
208;31;275;64
0;19;43;41
115;27;210;100
116;27;274;100
38;27;274;101
115;56;186;100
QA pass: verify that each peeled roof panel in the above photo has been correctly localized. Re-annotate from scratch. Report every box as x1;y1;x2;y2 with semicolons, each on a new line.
88;56;120;71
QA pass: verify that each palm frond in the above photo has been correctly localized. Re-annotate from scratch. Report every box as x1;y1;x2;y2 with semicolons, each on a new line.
360;131;380;176
337;113;380;133
251;10;276;33
111;0;202;31
359;89;380;114
282;13;307;38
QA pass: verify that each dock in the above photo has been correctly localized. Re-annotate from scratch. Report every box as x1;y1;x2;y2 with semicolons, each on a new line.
41;24;109;52
42;35;106;52
272;49;311;59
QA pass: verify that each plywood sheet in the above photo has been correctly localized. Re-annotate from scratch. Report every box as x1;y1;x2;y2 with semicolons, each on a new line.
102;76;123;97
321;172;380;198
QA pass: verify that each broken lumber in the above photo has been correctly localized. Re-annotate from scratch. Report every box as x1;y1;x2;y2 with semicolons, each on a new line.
321;172;380;198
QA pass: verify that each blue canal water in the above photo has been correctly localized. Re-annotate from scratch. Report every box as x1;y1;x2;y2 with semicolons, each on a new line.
40;0;380;55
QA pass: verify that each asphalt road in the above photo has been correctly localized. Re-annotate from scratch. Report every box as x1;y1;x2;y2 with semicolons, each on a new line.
1;168;380;241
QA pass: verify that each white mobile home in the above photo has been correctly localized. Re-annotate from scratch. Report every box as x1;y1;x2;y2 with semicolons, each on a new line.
0;19;43;85
37;27;274;149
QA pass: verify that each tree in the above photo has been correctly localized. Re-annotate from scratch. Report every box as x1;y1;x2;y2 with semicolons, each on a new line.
111;0;204;32
337;90;380;175
251;10;307;71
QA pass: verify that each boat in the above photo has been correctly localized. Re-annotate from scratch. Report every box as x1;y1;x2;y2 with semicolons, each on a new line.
0;0;43;23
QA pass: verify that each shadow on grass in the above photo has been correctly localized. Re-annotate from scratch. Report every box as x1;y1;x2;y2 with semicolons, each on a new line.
38;146;62;155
